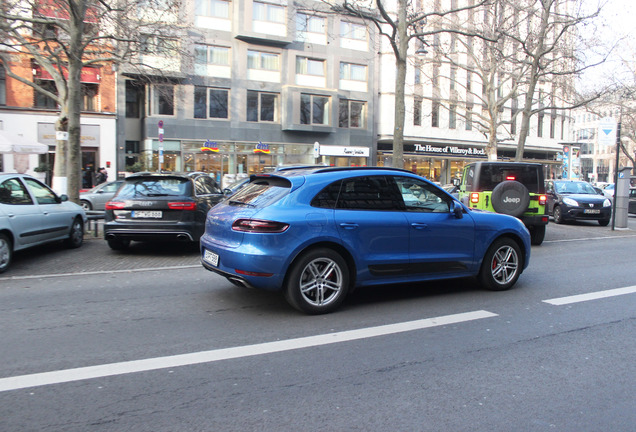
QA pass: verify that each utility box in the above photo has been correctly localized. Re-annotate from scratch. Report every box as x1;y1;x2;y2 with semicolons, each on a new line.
614;166;633;229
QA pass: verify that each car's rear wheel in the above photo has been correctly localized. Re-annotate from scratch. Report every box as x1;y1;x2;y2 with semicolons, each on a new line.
80;200;92;211
479;238;522;291
553;205;565;224
0;233;12;273
529;225;546;245
64;217;84;249
599;218;610;226
107;238;131;251
284;248;349;314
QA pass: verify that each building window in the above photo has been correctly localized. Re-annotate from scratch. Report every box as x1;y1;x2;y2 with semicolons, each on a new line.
150;84;174;116
141;35;177;55
194;87;229;119
297;13;325;36
248;50;280;71
247;91;278;122
126;81;141;118
301;94;329;125
194;45;229;65
550;109;557;139
339;62;366;81
81;83;98;112
450;66;457;90
431;100;439;128
339;99;365;128
537;112;544;137
413;97;422;126
340;21;366;40
253;1;284;23
297;57;325;76
34;80;58;109
196;0;229;18
0;68;6;106
449;104;457;129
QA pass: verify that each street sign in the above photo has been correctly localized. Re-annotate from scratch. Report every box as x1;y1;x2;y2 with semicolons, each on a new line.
598;117;617;147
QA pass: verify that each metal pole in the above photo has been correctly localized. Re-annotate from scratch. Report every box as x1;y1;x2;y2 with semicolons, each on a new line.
611;120;621;231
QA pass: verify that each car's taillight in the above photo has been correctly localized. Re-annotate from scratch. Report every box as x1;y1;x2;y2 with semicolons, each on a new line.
470;192;480;203
105;201;125;210
232;219;289;233
168;202;197;210
506;176;516;181
538;195;547;205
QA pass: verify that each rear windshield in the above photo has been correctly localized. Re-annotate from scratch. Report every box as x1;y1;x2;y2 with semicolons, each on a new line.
476;165;543;193
116;177;190;198
228;176;291;207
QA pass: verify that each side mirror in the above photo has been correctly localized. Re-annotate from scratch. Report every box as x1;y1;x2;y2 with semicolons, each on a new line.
223;188;233;195
59;194;69;202
451;201;463;219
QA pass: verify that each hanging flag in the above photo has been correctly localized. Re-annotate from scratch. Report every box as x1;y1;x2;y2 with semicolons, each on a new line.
201;140;219;152
254;141;270;154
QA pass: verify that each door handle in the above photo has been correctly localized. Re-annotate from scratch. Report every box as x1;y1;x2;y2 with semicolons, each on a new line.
339;222;359;229
411;222;428;230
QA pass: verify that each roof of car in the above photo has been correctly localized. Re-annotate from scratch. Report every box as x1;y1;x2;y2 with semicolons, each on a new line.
125;171;207;179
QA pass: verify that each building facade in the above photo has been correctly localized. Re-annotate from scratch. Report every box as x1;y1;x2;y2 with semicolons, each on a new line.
117;0;377;186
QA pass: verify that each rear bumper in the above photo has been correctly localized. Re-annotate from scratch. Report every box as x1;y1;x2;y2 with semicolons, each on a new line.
104;222;203;242
520;214;549;227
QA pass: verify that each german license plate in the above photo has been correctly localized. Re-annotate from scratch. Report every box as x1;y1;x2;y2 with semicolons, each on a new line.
132;210;162;218
584;209;600;214
203;250;219;266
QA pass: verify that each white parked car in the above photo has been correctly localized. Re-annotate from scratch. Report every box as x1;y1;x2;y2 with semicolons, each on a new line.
0;173;86;273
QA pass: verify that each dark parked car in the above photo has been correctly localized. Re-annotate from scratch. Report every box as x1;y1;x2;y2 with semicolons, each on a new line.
629;187;636;214
0;173;85;273
79;180;123;211
201;167;531;314
104;172;224;250
546;180;612;225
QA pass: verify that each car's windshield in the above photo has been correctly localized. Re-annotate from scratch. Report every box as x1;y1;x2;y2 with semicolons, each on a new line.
554;181;597;194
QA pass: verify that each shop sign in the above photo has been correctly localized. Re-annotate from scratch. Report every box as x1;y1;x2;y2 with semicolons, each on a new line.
34;66;101;83
319;145;369;157
38;123;100;147
414;144;486;157
254;141;271;154
201;140;219;152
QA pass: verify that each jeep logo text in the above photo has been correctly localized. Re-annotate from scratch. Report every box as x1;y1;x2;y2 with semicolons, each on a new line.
503;196;521;204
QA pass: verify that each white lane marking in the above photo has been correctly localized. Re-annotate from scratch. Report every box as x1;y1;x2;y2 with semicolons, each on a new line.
543;286;636;305
0;310;497;393
543;234;636;244
0;265;201;281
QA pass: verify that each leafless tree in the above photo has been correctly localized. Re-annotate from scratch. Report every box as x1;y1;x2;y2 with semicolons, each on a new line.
0;0;184;200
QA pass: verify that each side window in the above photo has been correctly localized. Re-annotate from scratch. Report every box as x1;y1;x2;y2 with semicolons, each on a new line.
336;176;401;210
393;176;451;213
462;166;474;190
0;179;34;205
311;180;341;209
102;182;121;193
23;178;58;204
194;176;221;195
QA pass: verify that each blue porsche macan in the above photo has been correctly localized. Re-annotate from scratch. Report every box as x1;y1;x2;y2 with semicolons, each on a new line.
201;167;531;314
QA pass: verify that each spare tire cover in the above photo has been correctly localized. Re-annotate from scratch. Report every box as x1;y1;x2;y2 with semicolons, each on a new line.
491;181;530;217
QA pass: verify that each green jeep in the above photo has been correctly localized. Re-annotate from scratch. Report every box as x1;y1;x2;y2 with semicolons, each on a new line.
458;161;549;245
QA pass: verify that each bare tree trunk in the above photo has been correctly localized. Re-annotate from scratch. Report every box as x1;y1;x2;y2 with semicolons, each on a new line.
52;112;68;194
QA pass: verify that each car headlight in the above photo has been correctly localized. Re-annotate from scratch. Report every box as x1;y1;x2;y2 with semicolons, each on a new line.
603;199;611;207
563;197;578;206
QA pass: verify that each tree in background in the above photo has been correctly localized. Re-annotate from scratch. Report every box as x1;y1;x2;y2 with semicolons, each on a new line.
0;0;183;200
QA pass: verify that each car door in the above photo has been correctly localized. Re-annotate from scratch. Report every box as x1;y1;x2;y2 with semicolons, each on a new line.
0;177;49;248
23;177;73;241
332;175;411;280
391;176;476;277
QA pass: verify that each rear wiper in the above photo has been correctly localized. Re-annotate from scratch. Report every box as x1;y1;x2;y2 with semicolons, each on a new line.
147;193;171;197
229;200;256;207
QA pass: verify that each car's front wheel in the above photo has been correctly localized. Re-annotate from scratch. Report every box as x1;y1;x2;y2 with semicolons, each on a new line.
107;238;131;251
479;238;522;291
284;248;350;314
553;205;565;224
0;233;13;273
80;200;92;211
64;217;84;249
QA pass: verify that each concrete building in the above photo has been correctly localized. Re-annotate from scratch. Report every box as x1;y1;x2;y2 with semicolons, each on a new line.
117;0;378;186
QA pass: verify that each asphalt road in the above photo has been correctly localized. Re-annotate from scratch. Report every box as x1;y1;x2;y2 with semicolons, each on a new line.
1;217;635;431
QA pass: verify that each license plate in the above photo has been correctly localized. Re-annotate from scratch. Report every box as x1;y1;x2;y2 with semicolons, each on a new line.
203;250;219;266
584;209;600;214
132;210;162;218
